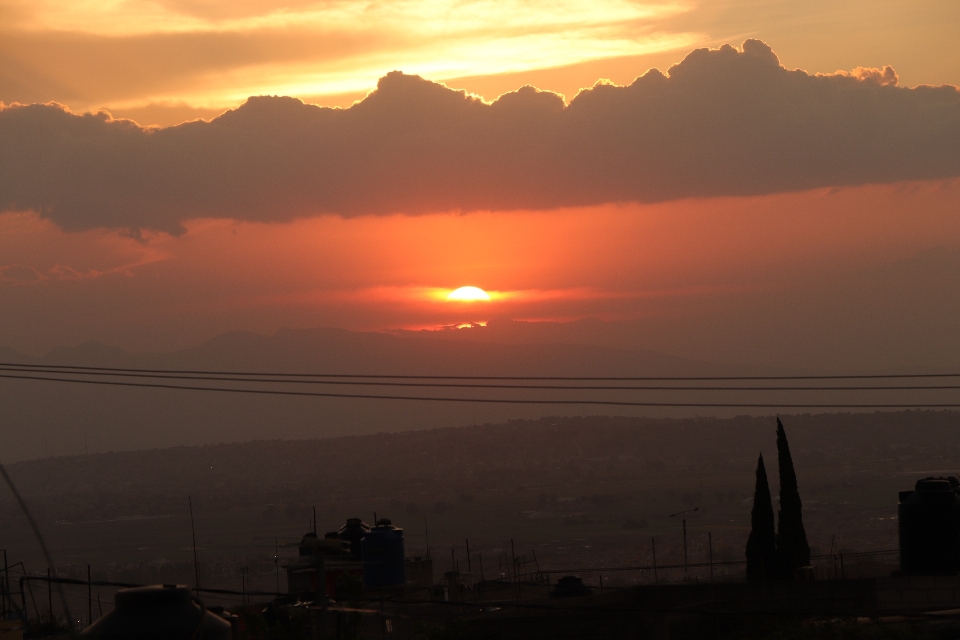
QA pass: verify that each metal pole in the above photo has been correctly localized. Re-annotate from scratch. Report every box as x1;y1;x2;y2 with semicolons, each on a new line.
423;516;430;556
651;538;659;610
189;496;200;592
46;568;51;625
0;462;72;631
511;539;519;602
683;519;688;582
3;549;8;621
708;532;714;584
25;577;39;623
651;538;658;585
312;553;326;640
87;564;92;628
18;577;25;624
465;540;471;572
276;538;280;593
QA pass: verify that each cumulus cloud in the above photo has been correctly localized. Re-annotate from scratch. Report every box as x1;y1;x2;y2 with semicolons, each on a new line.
1;40;958;234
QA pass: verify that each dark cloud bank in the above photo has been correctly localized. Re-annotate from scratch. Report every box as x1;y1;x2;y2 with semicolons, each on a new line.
2;40;959;234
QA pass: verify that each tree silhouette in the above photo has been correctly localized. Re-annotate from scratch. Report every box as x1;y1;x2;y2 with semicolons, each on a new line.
745;453;776;580
775;417;810;579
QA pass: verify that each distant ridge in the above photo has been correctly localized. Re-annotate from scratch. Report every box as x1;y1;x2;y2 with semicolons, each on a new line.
0;326;785;463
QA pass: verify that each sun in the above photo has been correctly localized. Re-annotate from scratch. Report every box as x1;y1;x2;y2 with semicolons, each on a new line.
446;286;491;301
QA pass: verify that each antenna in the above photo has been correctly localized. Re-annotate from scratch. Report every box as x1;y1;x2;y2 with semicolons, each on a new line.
423;515;430;555
312;506;317;534
189;495;200;592
0;461;73;632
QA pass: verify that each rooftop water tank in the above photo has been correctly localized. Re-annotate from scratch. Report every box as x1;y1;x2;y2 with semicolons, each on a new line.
361;518;406;588
549;576;593;598
899;477;960;575
299;531;319;557
339;518;370;558
79;584;232;640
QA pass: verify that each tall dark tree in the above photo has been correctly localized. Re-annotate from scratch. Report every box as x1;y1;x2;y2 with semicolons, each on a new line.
745;453;777;580
775;417;810;579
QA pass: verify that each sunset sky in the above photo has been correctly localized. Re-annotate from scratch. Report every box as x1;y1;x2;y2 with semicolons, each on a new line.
2;0;960;371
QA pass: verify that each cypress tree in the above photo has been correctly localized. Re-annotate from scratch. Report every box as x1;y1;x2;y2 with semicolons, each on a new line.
775;417;810;579
745;453;776;580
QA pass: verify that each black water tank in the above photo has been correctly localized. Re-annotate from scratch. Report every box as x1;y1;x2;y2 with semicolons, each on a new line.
339;518;370;557
899;477;960;575
549;576;593;598
80;584;232;639
299;531;319;557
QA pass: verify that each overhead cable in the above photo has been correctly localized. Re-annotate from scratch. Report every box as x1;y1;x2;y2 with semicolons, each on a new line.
3;361;960;381
2;372;960;408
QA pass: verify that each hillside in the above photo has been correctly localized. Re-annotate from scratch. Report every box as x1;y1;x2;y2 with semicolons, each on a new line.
0;411;954;586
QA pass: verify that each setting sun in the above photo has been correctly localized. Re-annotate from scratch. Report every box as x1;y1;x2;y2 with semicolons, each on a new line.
446;286;491;301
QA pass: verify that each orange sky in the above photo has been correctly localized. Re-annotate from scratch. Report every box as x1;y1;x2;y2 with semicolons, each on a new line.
2;0;958;124
3;179;960;362
2;4;960;370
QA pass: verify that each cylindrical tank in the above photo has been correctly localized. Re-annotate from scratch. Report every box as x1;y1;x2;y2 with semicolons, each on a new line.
899;477;960;575
338;518;370;558
299;531;319;557
80;584;232;640
361;518;406;588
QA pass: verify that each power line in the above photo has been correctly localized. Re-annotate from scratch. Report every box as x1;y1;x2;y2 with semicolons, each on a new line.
2;372;960;408
3;365;960;391
3;361;960;381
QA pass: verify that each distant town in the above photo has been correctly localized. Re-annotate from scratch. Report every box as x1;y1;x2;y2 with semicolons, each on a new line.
0;411;958;637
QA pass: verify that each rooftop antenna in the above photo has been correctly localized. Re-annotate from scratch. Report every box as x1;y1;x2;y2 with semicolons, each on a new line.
189;495;200;592
423;516;430;555
670;507;699;582
312;506;317;534
0;461;73;632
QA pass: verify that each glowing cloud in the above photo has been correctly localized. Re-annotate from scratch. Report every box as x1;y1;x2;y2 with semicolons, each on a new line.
0;0;697;111
3;41;958;235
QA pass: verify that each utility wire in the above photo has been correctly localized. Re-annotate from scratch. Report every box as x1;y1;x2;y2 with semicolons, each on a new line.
3;361;960;381
2;371;960;408
3;364;960;391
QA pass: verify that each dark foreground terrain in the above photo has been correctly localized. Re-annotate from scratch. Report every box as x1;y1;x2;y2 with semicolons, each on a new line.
0;410;956;615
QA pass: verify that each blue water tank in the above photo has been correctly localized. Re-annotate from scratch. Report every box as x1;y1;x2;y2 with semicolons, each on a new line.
361;519;406;588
